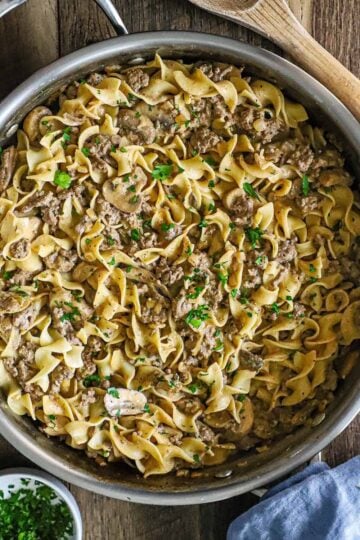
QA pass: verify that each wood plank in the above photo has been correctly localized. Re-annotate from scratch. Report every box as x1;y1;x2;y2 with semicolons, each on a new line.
0;0;58;100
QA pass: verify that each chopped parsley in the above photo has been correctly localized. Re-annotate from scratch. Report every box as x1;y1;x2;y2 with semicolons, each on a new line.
255;256;264;266
230;288;238;299
186;286;204;299
83;374;101;387
107;387;120;398
301;175;310;196
237;394;246;402
2;270;13;280
60;302;80;322
198;219;208;229
187;383;198;394
204;157;216;166
130;228;141;241
245;227;264;248
208;180;215;188
161;223;175;232
185;246;193;256
309;263;315;273
106;235;115;246
120;146;127;153
108;256;116;266
0;480;74;539
193;453;201;463
9;285;28;297
129;195;139;204
185;304;210;329
81;147;90;157
271;302;280;315
62;126;72;144
243;182;260;200
217;271;228;286
208;202;216;212
151;163;173;181
143;403;151;413
54;170;71;189
286;295;293;301
310;277;318;283
213;339;224;351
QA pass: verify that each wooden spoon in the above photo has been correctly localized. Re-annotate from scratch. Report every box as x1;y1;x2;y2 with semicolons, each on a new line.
188;0;360;121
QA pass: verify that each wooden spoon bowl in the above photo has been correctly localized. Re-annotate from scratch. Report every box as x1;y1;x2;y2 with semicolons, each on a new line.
188;0;360;121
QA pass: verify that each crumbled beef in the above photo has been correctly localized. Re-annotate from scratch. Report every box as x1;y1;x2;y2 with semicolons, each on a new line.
101;227;123;250
196;420;216;444
77;336;105;379
176;396;203;415
3;342;43;401
40;197;62;232
0;146;17;192
9;239;30;259
196;62;233;82
297;195;320;213
126;67;150;93
189;98;213;128
171;290;193;320
277;238;297;263
293;302;306;318
87;134;121;167
95;196;122;226
19;190;54;214
80;388;97;407
51;296;92;344
272;264;290;288
163;224;182;241
117;109;155;145
135;100;178;131
240;349;264;371
13;304;39;330
134;230;159;251
228;194;254;227
264;139;314;172
49;364;74;393
6;269;33;286
235;108;286;143
310;148;344;175
190;127;221;154
198;325;217;359
189;251;212;273
75;215;93;235
137;284;170;325
329;257;360;282
44;249;78;273
86;72;105;86
242;250;266;289
154;257;184;286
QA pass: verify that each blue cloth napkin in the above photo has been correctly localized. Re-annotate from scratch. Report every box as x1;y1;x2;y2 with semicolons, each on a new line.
227;456;360;540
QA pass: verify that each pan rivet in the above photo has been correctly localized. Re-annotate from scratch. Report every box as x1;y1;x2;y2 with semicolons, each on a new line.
5;124;18;138
214;470;233;478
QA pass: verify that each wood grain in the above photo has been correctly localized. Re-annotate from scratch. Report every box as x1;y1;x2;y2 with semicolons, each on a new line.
0;1;359;539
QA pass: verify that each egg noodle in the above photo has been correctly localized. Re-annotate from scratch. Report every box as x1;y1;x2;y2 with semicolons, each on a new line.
0;55;359;477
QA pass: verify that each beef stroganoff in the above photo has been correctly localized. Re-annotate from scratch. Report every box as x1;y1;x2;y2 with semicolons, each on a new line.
0;55;359;477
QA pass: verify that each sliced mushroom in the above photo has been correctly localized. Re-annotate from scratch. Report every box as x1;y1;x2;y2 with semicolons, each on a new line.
318;168;352;187
102;167;147;213
135;100;177;128
0;146;17;191
104;388;147;416
23;106;52;143
117;109;156;145
223;188;244;211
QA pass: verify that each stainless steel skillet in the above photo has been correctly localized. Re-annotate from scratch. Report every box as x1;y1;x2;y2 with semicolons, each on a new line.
0;0;359;505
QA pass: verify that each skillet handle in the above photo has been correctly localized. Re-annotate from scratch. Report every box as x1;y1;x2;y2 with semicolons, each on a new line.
94;0;129;36
0;0;27;17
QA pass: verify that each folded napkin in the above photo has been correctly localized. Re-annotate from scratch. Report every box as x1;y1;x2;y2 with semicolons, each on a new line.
227;456;360;540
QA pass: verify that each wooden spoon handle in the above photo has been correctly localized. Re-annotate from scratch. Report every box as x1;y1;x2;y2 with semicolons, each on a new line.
240;0;360;121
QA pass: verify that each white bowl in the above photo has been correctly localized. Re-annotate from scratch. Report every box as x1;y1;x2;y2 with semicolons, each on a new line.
0;467;83;540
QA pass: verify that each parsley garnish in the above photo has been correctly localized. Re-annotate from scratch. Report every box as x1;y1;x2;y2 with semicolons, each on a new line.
198;219;208;229
237;394;246;402
81;147;90;157
193;453;201;463
129;195;139;204
230;288;238;299
83;374;101;387
286;295;293;301
185;305;210;329
309;263;315;273
301;175;310;196
204;157;216;166
213;339;224;351
54;170;71;189
187;383;198;394
108;256;116;266
186;286;204;300
107;387;120;398
143;403;150;413
245;227;263;248
120;146;127;153
217;271;228;286
2;270;13;280
243;182;260;200
152;163;173;181
130;228;141;241
60;302;80;322
255;256;264;266
161;223;175;232
271;302;280;315
185;246;193;256
208;180;215;188
106;235;115;246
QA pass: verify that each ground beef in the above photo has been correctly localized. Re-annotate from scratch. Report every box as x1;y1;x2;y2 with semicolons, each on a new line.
190;127;221;154
240;349;264;371
49;365;74;394
3;342;43;401
86;72;104;86
95;196;122;226
228;194;254;227
154;258;184;286
117;109;155;145
171;291;193;320
87;134;121;167
6;269;33;286
264;139;314;172
44;248;78;273
135;100;178;131
196;420;216;444
13;304;39;330
0;292;22;313
277;238;297;263
9;239;30;259
293;302;306;318
211;95;233;127
75;215;93;235
310;148;344;175
0;146;17;192
126;67;150;93
101;227;123;250
77;336;105;379
272;264;290;288
40;197;62;232
196;62;233;82
236;108;286;143
80;389;97;407
297;195;320;213
51;297;92;344
20;190;54;214
198;325;217;359
189;98;213;128
242;250;266;289
137;284;170;325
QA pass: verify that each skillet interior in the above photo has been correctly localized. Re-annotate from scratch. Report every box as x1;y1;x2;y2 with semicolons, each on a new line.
0;32;359;505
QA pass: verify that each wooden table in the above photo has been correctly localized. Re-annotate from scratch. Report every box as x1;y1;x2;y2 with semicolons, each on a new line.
0;1;359;538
